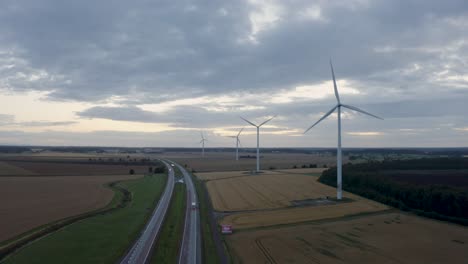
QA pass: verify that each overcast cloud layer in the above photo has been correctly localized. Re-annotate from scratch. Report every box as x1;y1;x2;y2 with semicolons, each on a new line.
0;0;467;147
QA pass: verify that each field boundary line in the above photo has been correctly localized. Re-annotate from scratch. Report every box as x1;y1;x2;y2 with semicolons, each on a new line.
232;209;397;233
0;177;138;261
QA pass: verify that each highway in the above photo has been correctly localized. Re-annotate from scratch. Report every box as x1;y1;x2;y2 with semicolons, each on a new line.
172;161;202;264
120;160;175;264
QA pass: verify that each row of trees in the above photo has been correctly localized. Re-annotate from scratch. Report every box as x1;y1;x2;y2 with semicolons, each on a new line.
129;165;166;175
319;158;468;226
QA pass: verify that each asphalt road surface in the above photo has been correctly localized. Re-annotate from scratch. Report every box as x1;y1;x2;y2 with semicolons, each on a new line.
173;161;202;264
120;160;175;264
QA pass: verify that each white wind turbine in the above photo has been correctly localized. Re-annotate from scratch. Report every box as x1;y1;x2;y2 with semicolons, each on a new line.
199;131;207;157
240;116;276;172
304;61;383;200
227;128;244;161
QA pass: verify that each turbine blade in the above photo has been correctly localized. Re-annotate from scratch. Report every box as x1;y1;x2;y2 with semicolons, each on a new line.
238;138;242;148
237;127;244;137
330;60;340;103
304;106;338;134
259;115;277;127
341;104;383;120
240;116;257;127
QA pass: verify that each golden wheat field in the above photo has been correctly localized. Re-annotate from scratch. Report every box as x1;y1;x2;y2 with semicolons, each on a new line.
205;171;385;212
221;201;387;229
196;168;326;181
227;212;468;264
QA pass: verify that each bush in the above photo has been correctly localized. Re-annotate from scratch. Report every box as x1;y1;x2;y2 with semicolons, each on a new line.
129;169;135;175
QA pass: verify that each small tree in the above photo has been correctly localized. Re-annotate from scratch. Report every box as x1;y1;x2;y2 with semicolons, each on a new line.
148;167;153;173
129;169;135;175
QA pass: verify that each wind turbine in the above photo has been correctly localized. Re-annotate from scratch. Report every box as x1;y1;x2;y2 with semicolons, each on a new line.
304;60;383;200
199;131;207;157
227;128;244;161
240;116;276;172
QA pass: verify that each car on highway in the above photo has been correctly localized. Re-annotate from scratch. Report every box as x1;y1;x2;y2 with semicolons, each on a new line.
191;202;198;210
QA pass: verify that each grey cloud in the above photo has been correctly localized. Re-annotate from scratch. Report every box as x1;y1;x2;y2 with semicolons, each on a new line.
17;121;78;127
0;114;77;127
0;0;467;103
77;105;251;128
0;114;14;123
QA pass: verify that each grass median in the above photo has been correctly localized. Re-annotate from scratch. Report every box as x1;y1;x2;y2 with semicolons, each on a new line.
2;173;167;264
150;183;186;263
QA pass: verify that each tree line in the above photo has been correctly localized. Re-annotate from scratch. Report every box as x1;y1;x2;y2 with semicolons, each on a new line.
319;157;468;226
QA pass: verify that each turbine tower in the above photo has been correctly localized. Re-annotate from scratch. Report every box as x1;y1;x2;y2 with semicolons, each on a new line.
199;131;207;157
240;116;276;172
304;60;383;200
228;128;244;161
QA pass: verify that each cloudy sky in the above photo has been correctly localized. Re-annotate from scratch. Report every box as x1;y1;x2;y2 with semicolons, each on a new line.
0;0;467;147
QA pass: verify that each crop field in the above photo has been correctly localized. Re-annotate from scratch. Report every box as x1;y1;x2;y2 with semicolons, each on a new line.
220;202;387;229
3;174;167;264
205;171;385;212
196;168;325;181
274;168;326;175
0;175;141;242
227;212;468;264
0;161;149;176
0;162;36;176
165;152;341;172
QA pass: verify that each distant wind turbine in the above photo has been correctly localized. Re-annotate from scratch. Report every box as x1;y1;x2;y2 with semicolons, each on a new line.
304;60;383;200
199;131;207;157
227;128;244;161
240;116;276;172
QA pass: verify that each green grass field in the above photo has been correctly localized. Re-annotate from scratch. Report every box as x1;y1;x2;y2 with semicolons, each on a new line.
150;183;186;263
191;173;223;264
2;174;167;264
0;181;129;260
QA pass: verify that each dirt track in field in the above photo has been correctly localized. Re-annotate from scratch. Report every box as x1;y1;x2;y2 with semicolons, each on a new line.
0;175;141;242
227;212;468;264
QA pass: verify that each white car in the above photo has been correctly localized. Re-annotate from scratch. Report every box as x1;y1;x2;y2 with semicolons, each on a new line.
191;202;198;210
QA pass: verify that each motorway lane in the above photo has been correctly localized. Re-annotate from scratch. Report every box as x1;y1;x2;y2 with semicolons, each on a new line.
172;161;202;264
120;160;175;264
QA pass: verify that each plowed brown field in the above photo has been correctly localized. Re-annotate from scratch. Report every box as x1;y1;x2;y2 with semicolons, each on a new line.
0;161;149;176
0;175;141;242
0;162;36;176
166;152;340;172
228;212;468;264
